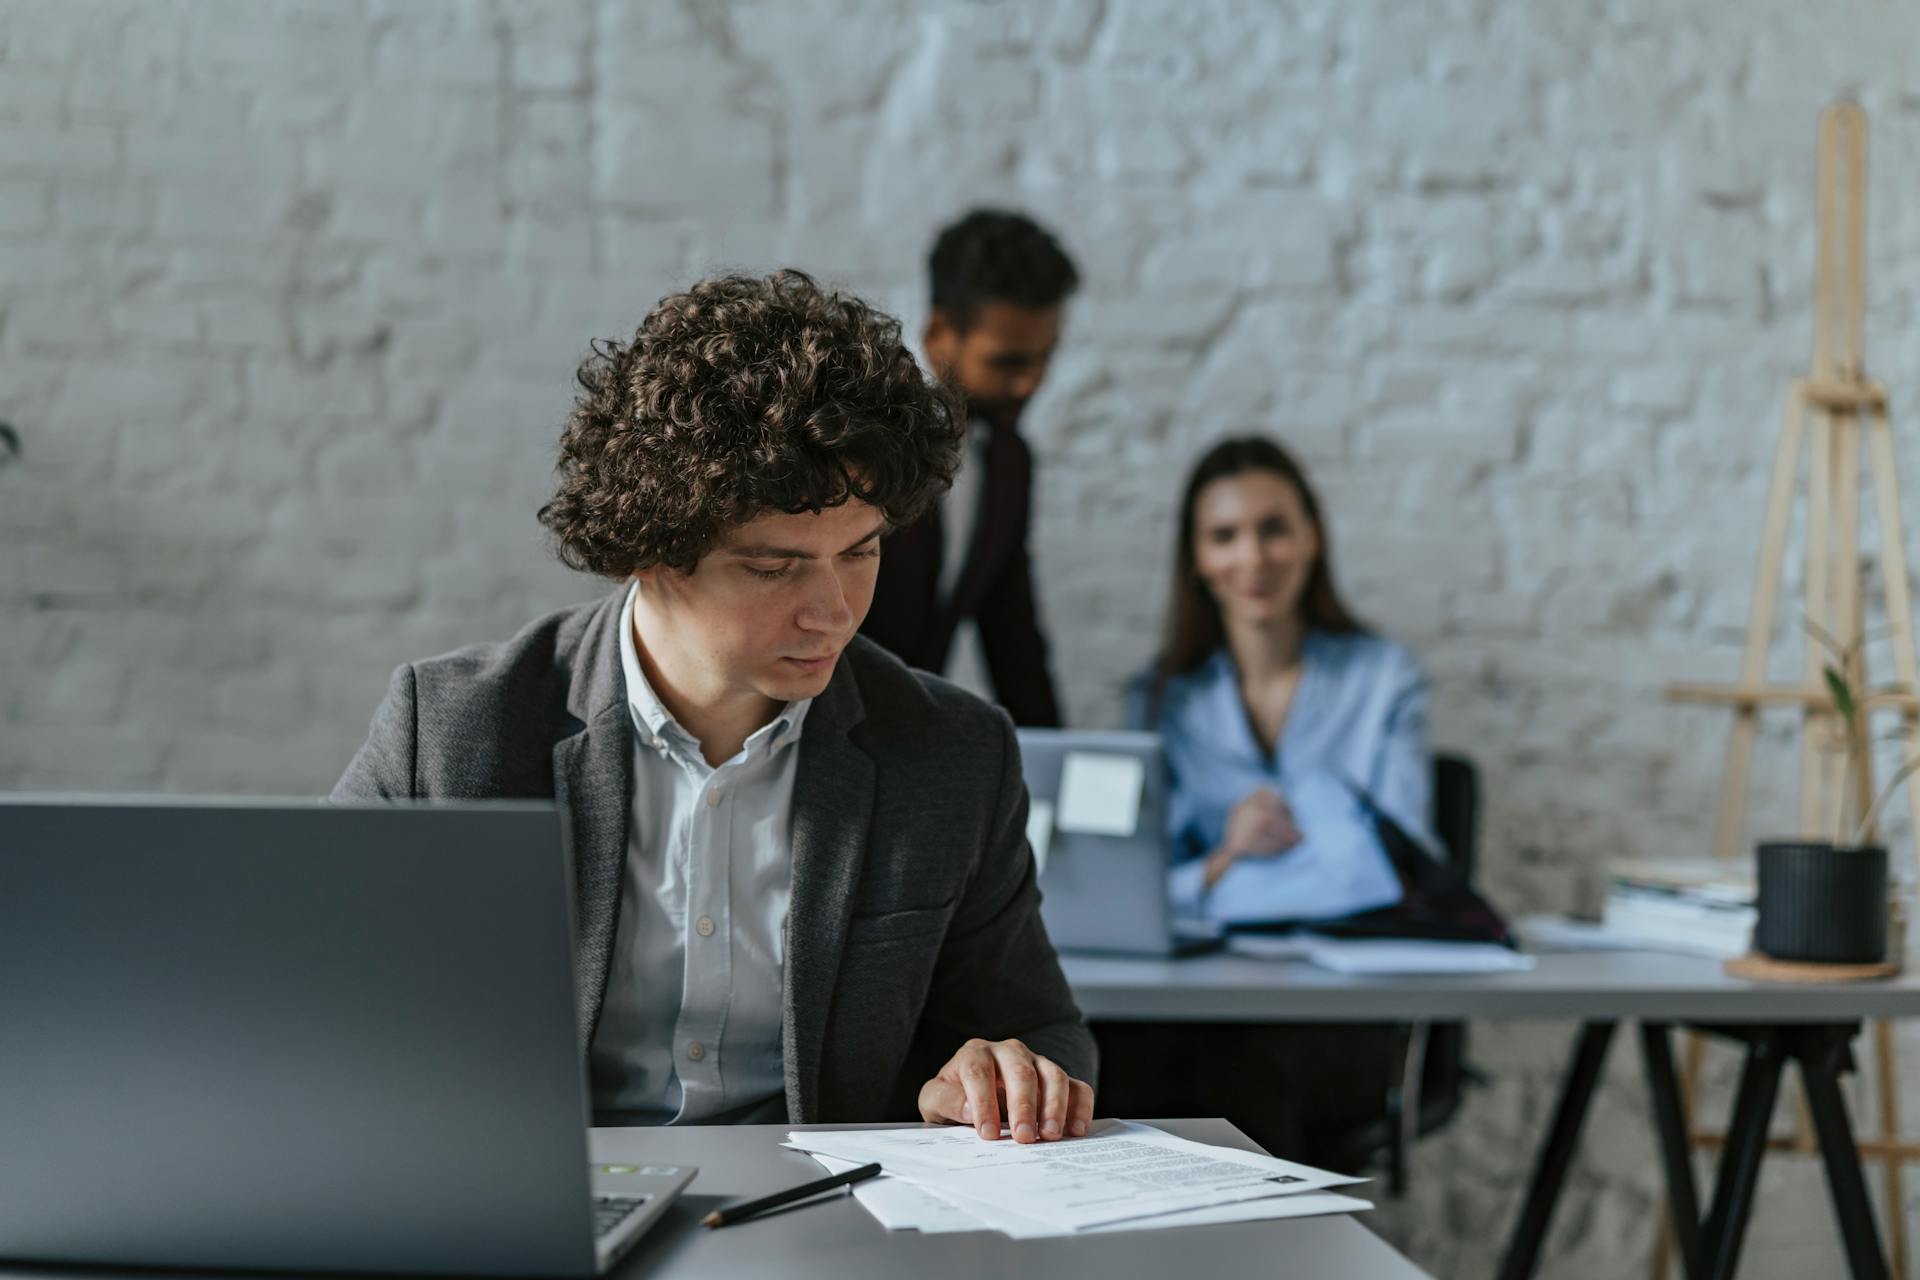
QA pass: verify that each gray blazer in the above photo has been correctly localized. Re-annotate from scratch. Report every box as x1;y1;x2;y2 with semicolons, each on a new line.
332;589;1095;1124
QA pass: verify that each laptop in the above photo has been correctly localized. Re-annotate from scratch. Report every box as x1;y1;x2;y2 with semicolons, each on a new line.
0;797;694;1277
1017;729;1224;957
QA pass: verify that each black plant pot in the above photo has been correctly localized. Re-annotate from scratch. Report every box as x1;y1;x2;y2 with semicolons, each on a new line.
1754;840;1888;964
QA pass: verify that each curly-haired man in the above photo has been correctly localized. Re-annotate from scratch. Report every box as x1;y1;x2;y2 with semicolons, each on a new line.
334;271;1097;1142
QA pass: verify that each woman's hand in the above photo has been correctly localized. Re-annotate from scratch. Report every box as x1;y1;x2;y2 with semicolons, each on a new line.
1203;788;1302;888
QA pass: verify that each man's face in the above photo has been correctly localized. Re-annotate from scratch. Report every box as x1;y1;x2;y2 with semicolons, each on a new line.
635;499;886;707
923;301;1063;432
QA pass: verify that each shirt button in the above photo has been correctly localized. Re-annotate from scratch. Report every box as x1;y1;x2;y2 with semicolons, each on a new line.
695;916;715;938
686;1041;706;1062
706;789;721;807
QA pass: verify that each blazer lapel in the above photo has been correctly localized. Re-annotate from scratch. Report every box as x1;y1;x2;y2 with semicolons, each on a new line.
553;590;635;1045
552;709;632;1043
781;659;874;1122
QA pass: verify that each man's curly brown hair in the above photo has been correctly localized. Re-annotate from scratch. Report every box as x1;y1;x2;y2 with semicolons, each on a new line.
538;270;965;577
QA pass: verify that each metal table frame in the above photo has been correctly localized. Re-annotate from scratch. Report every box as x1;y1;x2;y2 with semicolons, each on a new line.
1061;950;1920;1279
1498;1020;1886;1280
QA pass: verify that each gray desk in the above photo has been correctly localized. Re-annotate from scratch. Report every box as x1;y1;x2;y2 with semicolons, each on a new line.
600;1118;1431;1279
1064;948;1920;1022
1063;947;1920;1280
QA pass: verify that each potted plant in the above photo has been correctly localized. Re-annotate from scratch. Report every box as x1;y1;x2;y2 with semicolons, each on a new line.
1753;623;1920;965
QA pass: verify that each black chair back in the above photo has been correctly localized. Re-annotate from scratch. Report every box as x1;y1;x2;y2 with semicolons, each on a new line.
1408;753;1479;1148
1329;751;1483;1188
1433;752;1479;877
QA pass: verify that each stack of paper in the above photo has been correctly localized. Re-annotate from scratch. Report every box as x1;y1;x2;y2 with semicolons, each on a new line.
1602;860;1758;958
783;1121;1370;1238
1226;931;1536;973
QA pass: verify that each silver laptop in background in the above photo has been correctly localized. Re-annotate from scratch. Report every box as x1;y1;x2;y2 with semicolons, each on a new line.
0;797;693;1277
1017;729;1224;957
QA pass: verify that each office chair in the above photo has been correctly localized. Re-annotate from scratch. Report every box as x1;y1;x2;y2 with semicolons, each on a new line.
1325;751;1486;1193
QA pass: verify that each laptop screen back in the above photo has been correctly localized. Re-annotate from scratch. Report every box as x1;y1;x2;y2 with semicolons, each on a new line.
1015;730;1181;955
0;798;598;1277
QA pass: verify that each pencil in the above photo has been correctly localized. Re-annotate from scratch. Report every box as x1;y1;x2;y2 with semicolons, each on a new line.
700;1161;883;1229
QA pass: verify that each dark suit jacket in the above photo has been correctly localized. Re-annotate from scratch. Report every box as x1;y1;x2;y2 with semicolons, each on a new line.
861;424;1063;727
331;590;1094;1124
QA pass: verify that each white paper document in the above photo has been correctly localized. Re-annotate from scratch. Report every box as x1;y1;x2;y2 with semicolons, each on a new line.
799;1153;988;1233
785;1121;1365;1234
1025;799;1055;874
1055;752;1144;837
803;1152;1371;1236
1222;933;1317;960
1227;932;1536;974
1298;938;1535;975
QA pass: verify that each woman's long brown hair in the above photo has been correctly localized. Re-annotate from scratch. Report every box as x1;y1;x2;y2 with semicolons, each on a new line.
1156;437;1367;687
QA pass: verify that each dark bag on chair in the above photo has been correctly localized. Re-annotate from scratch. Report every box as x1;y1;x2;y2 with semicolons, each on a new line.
1316;795;1514;946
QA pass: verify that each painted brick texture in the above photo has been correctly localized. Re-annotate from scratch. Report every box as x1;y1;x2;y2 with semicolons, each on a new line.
6;2;1920;1273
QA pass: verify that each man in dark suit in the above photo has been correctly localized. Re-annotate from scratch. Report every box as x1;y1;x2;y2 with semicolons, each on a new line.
860;210;1077;727
334;271;1095;1142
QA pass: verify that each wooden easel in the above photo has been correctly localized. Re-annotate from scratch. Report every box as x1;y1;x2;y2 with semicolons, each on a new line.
1654;101;1920;1280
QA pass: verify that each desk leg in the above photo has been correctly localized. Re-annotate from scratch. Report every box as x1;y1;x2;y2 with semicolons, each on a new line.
1798;1025;1890;1280
1498;1020;1617;1280
1640;1022;1702;1280
1696;1030;1785;1280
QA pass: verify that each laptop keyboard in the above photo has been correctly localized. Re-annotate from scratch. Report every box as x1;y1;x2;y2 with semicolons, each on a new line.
593;1195;651;1238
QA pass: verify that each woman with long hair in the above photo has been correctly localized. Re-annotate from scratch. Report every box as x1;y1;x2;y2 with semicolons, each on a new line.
1138;435;1439;913
1097;435;1440;1166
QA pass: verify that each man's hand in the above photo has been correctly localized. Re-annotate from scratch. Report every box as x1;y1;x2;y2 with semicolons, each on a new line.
918;1037;1094;1143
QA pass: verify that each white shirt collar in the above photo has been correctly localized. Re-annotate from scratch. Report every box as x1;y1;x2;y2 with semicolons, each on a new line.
617;582;810;761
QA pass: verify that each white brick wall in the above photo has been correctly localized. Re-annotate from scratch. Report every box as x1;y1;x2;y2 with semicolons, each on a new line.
5;1;1920;1272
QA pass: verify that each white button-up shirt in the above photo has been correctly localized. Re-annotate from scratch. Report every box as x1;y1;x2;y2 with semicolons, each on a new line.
937;417;989;605
586;583;808;1122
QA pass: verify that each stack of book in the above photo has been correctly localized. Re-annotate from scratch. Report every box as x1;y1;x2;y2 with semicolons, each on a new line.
1602;859;1758;958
